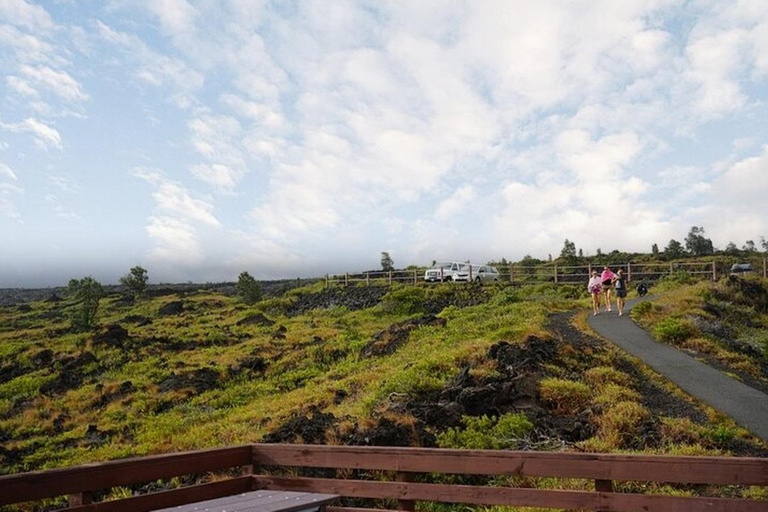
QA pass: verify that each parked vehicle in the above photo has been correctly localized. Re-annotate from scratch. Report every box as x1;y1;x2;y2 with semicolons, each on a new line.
424;261;471;282
474;265;500;283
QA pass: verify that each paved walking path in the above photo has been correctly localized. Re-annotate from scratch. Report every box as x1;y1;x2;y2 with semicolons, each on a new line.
587;298;768;442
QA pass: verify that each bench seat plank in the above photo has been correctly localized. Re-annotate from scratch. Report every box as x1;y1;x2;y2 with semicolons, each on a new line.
152;490;339;512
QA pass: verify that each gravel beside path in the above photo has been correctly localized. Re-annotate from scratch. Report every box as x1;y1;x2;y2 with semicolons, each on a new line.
588;298;768;442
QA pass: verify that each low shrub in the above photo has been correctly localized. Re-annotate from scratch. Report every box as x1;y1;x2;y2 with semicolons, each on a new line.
584;367;631;387
538;378;591;415
437;413;533;450
593;383;641;407
653;318;695;344
380;286;427;315
597;401;651;448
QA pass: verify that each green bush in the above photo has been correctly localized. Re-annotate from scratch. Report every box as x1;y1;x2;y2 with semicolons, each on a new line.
631;301;655;317
437;413;533;449
653;318;695;344
380;286;427;315
539;378;592;415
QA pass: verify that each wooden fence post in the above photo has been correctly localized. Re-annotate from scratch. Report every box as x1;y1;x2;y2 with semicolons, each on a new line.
395;472;416;511
510;266;514;283
554;265;558;284
366;272;370;286
344;273;349;286
325;274;329;288
627;262;632;283
413;270;417;285
68;492;93;507
595;479;613;512
712;260;717;281
388;271;393;285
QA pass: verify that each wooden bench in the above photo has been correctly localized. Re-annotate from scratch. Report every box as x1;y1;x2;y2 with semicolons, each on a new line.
151;490;339;512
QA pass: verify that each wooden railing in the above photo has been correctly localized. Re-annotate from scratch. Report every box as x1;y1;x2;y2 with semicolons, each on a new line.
325;258;768;287
2;444;768;511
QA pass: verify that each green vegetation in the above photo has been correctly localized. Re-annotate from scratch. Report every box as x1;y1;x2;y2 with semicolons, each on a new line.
1;276;766;509
437;413;533;450
236;271;262;304
67;276;104;331
119;266;148;299
633;275;768;385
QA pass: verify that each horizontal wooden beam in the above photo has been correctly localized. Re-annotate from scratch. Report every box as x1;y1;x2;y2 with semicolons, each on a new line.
0;445;252;505
66;477;253;512
251;444;768;486
253;475;768;512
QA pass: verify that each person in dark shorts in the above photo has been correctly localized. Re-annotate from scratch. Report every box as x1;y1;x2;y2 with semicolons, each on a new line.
600;266;615;312
613;269;627;316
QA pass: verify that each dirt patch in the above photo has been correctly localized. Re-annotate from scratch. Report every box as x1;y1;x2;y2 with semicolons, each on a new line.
158;368;221;394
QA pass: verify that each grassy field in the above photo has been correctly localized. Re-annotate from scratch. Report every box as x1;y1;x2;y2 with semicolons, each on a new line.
1;276;767;509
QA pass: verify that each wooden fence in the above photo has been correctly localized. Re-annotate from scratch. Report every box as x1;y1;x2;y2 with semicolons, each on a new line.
325;258;768;287
2;443;768;511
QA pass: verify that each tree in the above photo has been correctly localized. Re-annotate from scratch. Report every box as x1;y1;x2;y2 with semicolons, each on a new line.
724;242;739;256
762;237;768;253
651;243;659;258
578;248;584;258
664;239;684;259
67;277;104;331
560;239;576;259
381;252;394;272
684;226;714;256
236;271;262;304
596;248;602;256
119;266;148;298
744;240;756;253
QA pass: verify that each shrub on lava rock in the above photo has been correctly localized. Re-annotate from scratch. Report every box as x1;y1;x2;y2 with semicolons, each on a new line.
538;378;592;415
436;413;533;450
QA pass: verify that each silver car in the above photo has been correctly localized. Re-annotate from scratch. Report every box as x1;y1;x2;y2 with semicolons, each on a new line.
474;265;500;283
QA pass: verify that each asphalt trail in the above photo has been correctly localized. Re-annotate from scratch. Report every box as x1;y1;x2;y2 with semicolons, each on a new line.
587;298;768;442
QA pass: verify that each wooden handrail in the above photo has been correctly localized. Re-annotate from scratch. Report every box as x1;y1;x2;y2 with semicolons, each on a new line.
252;475;768;512
2;443;767;512
251;444;768;485
0;445;252;506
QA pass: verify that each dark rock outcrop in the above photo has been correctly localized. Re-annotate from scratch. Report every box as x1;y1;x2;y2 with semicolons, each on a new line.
360;315;447;358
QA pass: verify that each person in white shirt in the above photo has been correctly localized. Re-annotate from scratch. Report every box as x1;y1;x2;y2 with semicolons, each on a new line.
587;270;602;316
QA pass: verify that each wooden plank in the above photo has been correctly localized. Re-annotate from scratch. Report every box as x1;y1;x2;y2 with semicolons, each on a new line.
0;445;252;505
253;476;768;512
65;477;252;512
326;508;398;512
252;444;768;485
153;490;339;512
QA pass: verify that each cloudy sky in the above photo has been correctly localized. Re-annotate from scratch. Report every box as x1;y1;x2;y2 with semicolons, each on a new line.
2;0;768;287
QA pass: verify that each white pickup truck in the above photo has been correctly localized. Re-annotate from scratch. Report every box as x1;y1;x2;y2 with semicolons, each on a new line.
424;261;471;282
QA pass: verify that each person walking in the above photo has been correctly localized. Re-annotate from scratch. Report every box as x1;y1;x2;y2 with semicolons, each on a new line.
614;268;628;316
600;266;615;312
588;270;602;316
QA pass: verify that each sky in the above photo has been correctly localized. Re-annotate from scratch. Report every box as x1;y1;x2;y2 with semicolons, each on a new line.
2;0;768;287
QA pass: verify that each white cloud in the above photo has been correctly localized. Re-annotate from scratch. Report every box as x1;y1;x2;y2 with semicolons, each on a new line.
435;186;476;220
132;167;219;227
18;64;88;103
95;21;203;94
0;162;17;180
146;216;204;265
0;0;54;31
0;180;23;219
0;118;62;150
